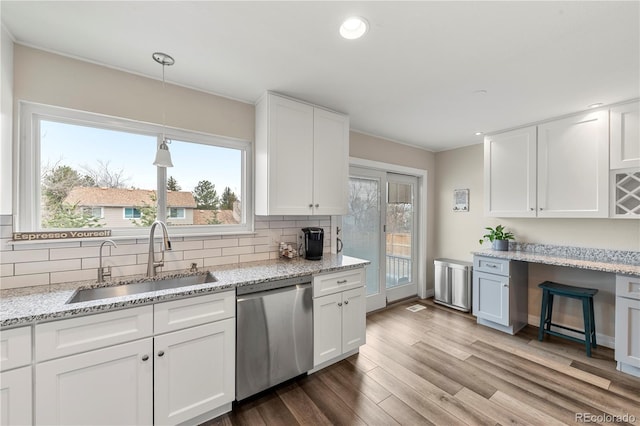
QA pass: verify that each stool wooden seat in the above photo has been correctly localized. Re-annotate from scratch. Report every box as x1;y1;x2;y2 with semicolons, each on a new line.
538;281;598;357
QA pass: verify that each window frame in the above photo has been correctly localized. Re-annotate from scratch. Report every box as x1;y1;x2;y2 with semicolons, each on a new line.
17;102;253;237
167;207;186;220
123;207;142;219
83;207;104;219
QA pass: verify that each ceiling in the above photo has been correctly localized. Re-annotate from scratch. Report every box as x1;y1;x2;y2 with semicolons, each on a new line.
1;1;639;152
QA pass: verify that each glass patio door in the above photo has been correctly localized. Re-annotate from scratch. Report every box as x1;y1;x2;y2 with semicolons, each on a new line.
385;173;418;302
342;167;386;312
343;168;418;311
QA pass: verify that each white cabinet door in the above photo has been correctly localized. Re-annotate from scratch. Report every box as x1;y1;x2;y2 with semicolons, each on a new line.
615;297;640;368
0;366;32;426
484;126;537;217
154;318;235;426
35;338;153;426
610;102;640;169
473;271;509;327
313;292;343;366
256;93;314;215
313;108;349;215
342;287;366;353
537;110;609;217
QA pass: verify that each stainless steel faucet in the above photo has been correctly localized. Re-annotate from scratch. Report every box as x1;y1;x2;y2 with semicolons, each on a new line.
98;239;118;282
147;220;172;277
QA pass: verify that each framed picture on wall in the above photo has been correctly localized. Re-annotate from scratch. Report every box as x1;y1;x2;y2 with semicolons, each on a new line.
453;189;469;212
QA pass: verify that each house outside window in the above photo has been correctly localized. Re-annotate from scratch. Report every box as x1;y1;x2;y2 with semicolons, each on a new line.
17;102;253;237
123;207;142;219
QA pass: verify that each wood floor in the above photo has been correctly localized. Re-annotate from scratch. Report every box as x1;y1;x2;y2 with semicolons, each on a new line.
205;298;640;426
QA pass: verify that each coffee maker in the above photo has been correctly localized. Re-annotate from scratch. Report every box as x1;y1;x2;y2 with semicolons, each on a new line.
301;227;324;260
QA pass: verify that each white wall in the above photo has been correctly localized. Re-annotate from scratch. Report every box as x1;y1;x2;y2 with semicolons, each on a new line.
1;25;13;215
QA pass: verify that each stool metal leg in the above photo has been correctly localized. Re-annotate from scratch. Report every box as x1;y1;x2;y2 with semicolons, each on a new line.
590;297;597;348
546;293;554;333
582;298;592;357
538;289;548;341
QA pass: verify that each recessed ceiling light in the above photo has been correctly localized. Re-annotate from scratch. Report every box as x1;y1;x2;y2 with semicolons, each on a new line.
340;17;368;40
588;103;603;108
475;132;484;136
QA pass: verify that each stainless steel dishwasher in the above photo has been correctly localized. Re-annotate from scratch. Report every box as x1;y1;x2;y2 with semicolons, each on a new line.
236;275;313;400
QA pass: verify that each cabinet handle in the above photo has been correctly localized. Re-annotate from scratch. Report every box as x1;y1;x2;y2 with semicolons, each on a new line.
487;264;497;268
157;350;165;357
539;208;544;211
337;302;343;307
315;204;319;208
309;204;313;208
141;355;149;361
337;279;347;284
344;300;349;305
530;208;535;211
503;284;509;287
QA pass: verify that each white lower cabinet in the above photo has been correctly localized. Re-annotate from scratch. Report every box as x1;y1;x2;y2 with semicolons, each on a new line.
615;274;640;377
36;338;153;425
313;268;366;368
154;318;235;425
33;291;236;426
1;366;32;426
1;326;33;426
472;256;528;335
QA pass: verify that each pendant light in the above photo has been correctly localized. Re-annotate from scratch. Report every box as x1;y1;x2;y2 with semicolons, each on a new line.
152;52;175;168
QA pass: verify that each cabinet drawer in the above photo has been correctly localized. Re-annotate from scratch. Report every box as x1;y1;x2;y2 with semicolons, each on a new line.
36;306;153;362
313;269;364;298
154;291;235;334
474;256;510;276
0;326;32;372
616;274;640;300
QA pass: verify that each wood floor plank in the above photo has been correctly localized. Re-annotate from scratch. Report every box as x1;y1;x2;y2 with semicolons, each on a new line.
453;387;530;426
490;390;568;426
345;352;378;373
275;383;333;426
317;367;400;425
378;395;436;426
570;359;640;403
254;394;300;426
327;360;392;404
298;375;368;426
366;366;480;425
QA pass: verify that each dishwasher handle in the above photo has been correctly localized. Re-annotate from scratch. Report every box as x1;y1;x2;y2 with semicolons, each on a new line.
237;282;311;301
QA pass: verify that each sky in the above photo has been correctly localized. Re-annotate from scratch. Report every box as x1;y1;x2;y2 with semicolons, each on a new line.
40;120;242;197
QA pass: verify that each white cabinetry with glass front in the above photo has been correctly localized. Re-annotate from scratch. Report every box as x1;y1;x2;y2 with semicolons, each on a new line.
34;291;235;426
0;326;32;426
255;92;349;216
484;110;609;218
312;268;366;368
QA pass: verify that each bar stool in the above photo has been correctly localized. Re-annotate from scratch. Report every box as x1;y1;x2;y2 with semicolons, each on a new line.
538;281;598;357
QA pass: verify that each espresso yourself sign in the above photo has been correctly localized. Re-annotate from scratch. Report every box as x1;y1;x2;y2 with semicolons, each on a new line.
13;229;112;241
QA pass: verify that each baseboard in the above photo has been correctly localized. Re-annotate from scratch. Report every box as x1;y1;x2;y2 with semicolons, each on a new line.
617;361;640;378
527;314;615;349
424;288;434;298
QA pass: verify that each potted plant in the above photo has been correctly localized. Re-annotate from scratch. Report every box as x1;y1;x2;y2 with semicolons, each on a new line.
479;225;515;251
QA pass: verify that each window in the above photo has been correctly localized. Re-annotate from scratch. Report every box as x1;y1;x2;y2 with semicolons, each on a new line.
167;208;185;219
17;103;253;236
82;207;104;219
124;208;142;219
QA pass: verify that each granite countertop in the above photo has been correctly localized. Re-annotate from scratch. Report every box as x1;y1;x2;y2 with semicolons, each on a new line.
0;254;370;328
473;245;640;276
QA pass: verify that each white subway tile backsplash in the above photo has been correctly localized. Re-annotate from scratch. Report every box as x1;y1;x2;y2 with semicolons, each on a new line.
15;259;80;275
0;225;12;239
0;215;333;289
1;263;14;277
1;249;49;264
1;273;50;289
183;248;222;260
239;253;270;263
204;255;239;267
0;216;12;226
203;239;238;249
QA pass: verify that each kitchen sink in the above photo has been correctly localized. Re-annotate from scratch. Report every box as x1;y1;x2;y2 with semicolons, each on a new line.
66;272;217;304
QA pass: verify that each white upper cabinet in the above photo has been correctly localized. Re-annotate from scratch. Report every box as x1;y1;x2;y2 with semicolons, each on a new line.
484;110;609;218
255;92;349;216
484;126;537;217
537;110;609;217
610;102;640;169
